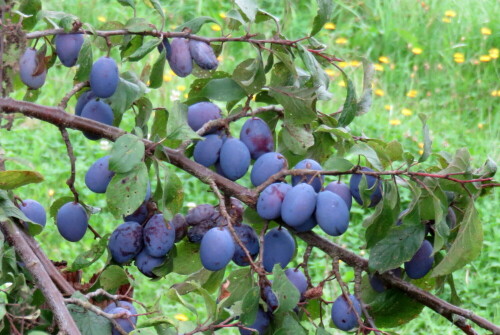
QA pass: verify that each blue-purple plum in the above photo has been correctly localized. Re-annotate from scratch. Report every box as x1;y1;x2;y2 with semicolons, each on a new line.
124;201;149;224
232;224;260;266
281;184;317;227
219;138;251;181
285;268;308;296
172;213;188;242
19;199;46;228
56;202;88;242
291;159;324;192
239;307;271;335
55;33;84;67
90;56;119;98
349;167;383;207
75;90;95;116
108;222;143;264
292;216;317;233
167;38;193;77
200;227;235;271
134;249;166;278
331;294;362;331
80;99;114;140
193;134;223;167
262;228;295;272
104;301;138;324
189;40;218;70
85;155;115;193
185;204;216;226
109;307;135;335
143;214;175;257
404;239;434;279
446;207;457;229
263;285;278;311
325;181;352;209
157;37;172;58
369;268;403;293
19;48;46;89
256;182;291;220
187;101;222;132
250;152;287;187
239;117;274;160
315;191;350;236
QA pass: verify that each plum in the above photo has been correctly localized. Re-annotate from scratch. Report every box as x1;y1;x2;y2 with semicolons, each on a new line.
80;99;114;140
108;221;144;264
369;268;403;293
124;201;149;225
262;227;295;272
108;307;135;335
331;294;362;331
250;152;287;187
167;38;193;77
256;182;291;220
187;101;222;132
404;239;434;279
143;214;175;257
75;90;95;116
200;227;235;271
56;202;88;242
232;224;260;266
281;184;317;227
349;167;383;207
239;117;274;160
90;56;119;98
292;216;317;233
55;33;84;67
325;181;352;209
189;39;218;70
193;134;223;167
19;199;46;228
291;159;324;192
219;138;251;181
134;249;166;278
239;307;271;335
104;300;138;325
315;191;350;236
85;155;115;193
19;48;47;89
285;268;308;296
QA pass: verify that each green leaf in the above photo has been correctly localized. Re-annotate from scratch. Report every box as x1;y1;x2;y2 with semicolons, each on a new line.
94;21;125;51
49;196;74;218
106;71;147;116
166;288;198;317
0;191;43;236
66;234;109;271
273;313;307;335
316;328;330;335
68;302;112;335
200;78;246;102
134;96;153;132
106;162;148;217
100;265;130;291
125;17;154;33
219;268;254;310
117;0;135;9
337;70;357;127
281;123;314;155
272;265;300;314
323;156;354;171
59;14;79;32
128;38;161;61
74;37;93;82
232;56;266;95
297;45;331;100
349;143;383;171
17;0;42;30
171;241;202;275
235;0;258;21
158;167;184;217
432;201;483;276
0;170;44;190
149;49;166;89
268;86;317;125
418;114;432;162
240;286;260;325
357;59;374;115
166;102;202;142
310;0;334;36
148;0;165;30
175;16;218;34
151;107;168;140
109;134;145;174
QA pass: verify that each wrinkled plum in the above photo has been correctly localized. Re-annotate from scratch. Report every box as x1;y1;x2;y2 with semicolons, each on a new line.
19;48;47;89
315;191;350;236
108;221;143;264
108;307;135;335
193;134;223;167
187;101;222;132
189;39;218;70
404;239;434;279
349;167;383;207
172;213;188;242
90;56;119;98
75;90;95;116
185;204;216;226
369;268;403;293
281;184;317;227
55;33;84;67
325;181;352;209
256;182;292;220
143;214;175;257
239;307;271;335
167;38;193;77
291;159;324;192
104;301;138;324
134;249;166;278
285;268;308;295
292;216;317;233
85;155;115;193
239;117;274;160
250;152;287;187
56;202;88;242
80;100;114;140
200;227;235;271
19;199;46;228
219;138;251;181
232;224;260;266
331;294;362;331
262;227;295;272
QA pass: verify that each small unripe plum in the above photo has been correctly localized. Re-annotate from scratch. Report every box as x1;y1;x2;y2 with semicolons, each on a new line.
85;155;115;193
239;307;271;335
285;268;308;295
143;214;175;257
281;184;317;227
219;138;251;181
331;294;362;331
187;101;222;132
193;134;223;167
189;39;219;70
262;227;295;272
19;199;46;228
55;33;84;67
56;202;88;242
256;182;291;220
168;38;193;77
108;307;136;335
232;224;260;266
19;48;47;89
80;100;114;140
108;221;144;264
291;159;324;192
239;117;274;160
90;56;119;98
325;181;352;209
349;167;383;207
404;239;434;279
200;227;235;271
250;152;287;187
104;301;138;325
315;191;350;236
75;90;95;116
134;249;166;278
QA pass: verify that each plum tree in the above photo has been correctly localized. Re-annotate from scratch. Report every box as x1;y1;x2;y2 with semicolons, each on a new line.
54;33;84;67
262;227;295;272
239;117;274;160
89;57;119;98
232;224;260;266
250;152;287;187
291;159;324;192
167;38;193;77
80;100;114;140
256;182;291;220
187;101;222;132
281;183;317;227
404;239;434;279
315;190;350;236
19;48;46;89
350;167;383;207
84;155;115;193
108;221;144;264
189;40;219;70
56;202;88;242
199;227;235;271
219;138;251;181
18;199;46;228
143;214;175;257
331;294;362;331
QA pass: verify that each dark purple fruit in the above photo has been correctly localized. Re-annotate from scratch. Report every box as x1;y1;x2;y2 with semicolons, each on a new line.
19;199;46;228
256;182;292;220
187;101;222;132
134;249;166;278
315;191;350;236
446;207;457;229
349;167;383;207
292;216;317;233
80;100;114;140
143;214;175;257
75;90;95;116
189;39;218;70
369;268;403;293
56;202;88;242
331;294;362;331
262;227;295;272
167;38;193;77
108;221;143;264
85;155;115;193
90;56;119;98
172;213;188;242
232;224;260;266
200;227;235;271
250;152;287;187
404;239;434;279
157;37;172;58
239;307;271;335
285;268;308;295
291;159;324;192
104;301;138;324
108;307;135;335
263;285;278;311
55;33;84;67
325;181;352;209
193;134;223;167
124;201;149;225
19;48;46;89
239;117;274;160
185;204;216;226
219;138;251;181
281;184;317;227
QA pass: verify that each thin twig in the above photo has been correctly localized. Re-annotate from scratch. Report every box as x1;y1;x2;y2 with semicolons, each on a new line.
59;81;89;109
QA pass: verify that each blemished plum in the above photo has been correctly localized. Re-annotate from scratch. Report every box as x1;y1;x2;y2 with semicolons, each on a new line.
19;199;46;228
239;307;271;335
315;191;350;236
292;216;317;233
108;221;144;264
239;117;274;160
172;213;188;242
185;204;216;226
250;152;287;187
193;134;223;167
349;167;383;207
187;101;222;132
189;39;218;70
200;227;235;271
291;159;324;192
325;181;352;209
262;227;295;272
404;239;434;279
108;307;135;335
80;100;114;140
219;138;251;181
369;268;403;293
134;249;166;278
90;56;119;98
104;301;138;324
19;48;47;89
331;294;362;331
85;155;115;193
75;90;95;116
124;201;149;224
232;224;260;266
143;214;175;257
256;182;291;220
56;202;88;242
167;38;193;77
55;33;84;67
281;184;317;227
285;268;308;296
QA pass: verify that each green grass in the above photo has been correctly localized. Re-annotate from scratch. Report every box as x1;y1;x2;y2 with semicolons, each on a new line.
1;0;499;334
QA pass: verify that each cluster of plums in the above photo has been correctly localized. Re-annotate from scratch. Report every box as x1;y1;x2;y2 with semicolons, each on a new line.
102;300;138;335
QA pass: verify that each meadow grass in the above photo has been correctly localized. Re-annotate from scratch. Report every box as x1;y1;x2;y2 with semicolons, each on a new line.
1;0;499;334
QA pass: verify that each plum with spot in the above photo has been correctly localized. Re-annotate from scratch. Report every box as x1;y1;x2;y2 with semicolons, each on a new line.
262;227;295;272
292;216;317;233
369;268;403;293
239;117;274;160
250;152;287;187
75;90;95;116
325;181;352;209
291;159;324;192
80;99;114;140
239;307;271;335
189;39;218;70
219;138;251;181
285;268;308;296
186;204;216;226
90;56;119;98
104;301;138;324
108;307;136;335
19;48;47;89
404;239;434;279
85;155;115;193
315;191;350;236
134;249;166;278
281;184;317;227
331;294;362;331
167;38;193;77
232;224;260;266
19;199;46;229
193;134;223;167
108;221;143;264
172;213;188;242
349;167;383;207
187;101;222;132
200;227;235;271
56;202;88;242
55;33;84;67
256;182;291;220
143;214;175;257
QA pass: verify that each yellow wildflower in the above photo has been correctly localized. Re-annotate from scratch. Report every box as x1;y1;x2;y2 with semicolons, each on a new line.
97;16;106;23
389;119;401;126
338;80;346;87
324;22;336;30
401;108;413;116
378;56;390;64
184;93;189;99
217;55;224;62
477;123;484;129
349;60;361;67
419;150;424;155
418;142;424;149
412;47;423;55
163;74;172;82
373;63;384;72
442;17;452;23
335;37;348;45
445;10;457;17
325;69;336;77
374;89;385;97
48;189;55;197
384;105;392;111
211;24;221;32
479;55;491;62
453;52;465;63
219;12;227;19
481;27;492;35
491;90;499;97
174;314;188;322
338;61;349;68
177;85;186;91
406;90;418;98
489;48;499;59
